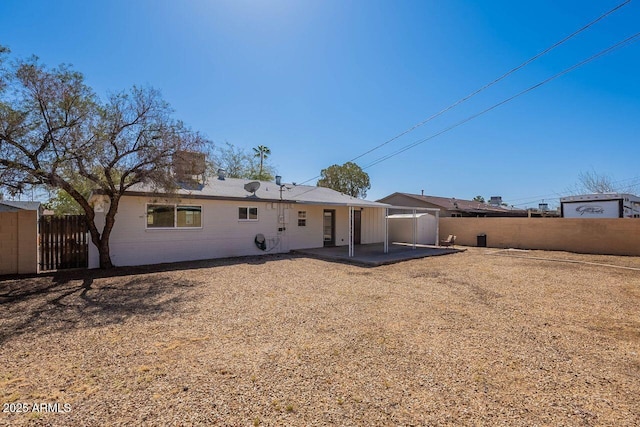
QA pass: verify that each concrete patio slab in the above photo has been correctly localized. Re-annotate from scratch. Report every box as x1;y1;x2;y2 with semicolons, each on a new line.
292;242;463;267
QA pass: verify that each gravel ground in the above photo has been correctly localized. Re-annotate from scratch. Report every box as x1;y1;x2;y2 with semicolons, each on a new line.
1;248;639;426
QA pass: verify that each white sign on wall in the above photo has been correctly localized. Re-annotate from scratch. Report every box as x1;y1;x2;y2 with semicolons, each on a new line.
562;200;620;218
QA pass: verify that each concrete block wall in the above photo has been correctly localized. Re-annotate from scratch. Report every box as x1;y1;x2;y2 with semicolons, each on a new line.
440;217;640;256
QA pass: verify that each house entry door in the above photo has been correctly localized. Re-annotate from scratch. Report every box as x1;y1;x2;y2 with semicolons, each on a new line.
323;210;335;246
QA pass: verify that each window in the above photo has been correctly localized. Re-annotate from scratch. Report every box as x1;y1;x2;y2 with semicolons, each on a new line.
147;205;175;228
298;211;307;226
177;205;202;227
239;207;258;221
147;204;202;228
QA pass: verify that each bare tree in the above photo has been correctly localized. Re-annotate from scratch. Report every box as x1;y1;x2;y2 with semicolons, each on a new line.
577;170;616;193
570;169;638;195
0;50;206;268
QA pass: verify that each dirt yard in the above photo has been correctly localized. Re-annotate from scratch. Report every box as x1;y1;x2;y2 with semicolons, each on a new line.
1;248;639;426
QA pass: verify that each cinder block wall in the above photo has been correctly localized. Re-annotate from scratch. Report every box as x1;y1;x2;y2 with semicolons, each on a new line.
440;217;640;256
0;211;38;275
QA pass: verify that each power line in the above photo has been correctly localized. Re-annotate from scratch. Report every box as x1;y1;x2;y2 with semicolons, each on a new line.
292;31;640;202
297;0;632;186
508;175;640;207
360;31;640;170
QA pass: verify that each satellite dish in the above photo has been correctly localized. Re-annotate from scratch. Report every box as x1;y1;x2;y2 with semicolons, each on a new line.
244;181;261;195
254;233;266;251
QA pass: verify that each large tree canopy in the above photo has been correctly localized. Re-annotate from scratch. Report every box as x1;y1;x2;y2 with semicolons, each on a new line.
0;48;206;268
317;161;371;199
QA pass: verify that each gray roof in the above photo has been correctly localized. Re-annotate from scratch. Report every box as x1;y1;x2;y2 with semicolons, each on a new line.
125;178;390;208
0;201;41;211
378;192;520;214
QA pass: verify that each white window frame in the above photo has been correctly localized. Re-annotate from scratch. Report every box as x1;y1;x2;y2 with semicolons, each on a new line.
146;203;203;229
297;210;307;227
238;206;259;222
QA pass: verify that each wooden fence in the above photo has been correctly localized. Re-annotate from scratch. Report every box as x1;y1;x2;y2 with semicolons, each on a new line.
39;215;89;271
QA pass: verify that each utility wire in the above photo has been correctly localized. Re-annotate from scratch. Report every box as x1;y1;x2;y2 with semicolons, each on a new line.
360;31;640;170
291;32;640;202
297;0;632;186
507;175;640;207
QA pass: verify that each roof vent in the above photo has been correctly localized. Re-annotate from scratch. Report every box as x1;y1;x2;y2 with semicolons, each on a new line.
489;196;502;206
217;169;226;180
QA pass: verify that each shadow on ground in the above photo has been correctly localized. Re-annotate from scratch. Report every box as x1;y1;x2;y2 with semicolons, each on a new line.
0;253;298;345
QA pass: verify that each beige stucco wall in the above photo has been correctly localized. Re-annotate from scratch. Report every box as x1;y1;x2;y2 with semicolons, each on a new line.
440;217;640;256
361;207;386;244
0;211;38;275
88;196;387;268
388;214;438;245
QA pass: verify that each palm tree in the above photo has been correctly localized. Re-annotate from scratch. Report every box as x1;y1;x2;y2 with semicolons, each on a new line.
253;145;271;178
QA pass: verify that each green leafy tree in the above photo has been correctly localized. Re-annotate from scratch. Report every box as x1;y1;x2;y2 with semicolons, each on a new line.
214;142;275;181
253;145;271;180
45;189;84;216
317;162;371;198
0;48;206;268
473;195;485;203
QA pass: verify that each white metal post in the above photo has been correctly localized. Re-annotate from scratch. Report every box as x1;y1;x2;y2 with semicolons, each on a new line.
412;208;417;250
349;206;354;257
435;209;440;246
384;207;389;253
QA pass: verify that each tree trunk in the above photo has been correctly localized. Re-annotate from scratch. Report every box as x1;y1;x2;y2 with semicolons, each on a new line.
98;207;117;269
98;238;113;269
84;195;118;270
259;154;264;176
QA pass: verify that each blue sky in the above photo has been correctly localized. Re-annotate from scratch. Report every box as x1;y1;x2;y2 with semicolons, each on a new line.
1;0;639;207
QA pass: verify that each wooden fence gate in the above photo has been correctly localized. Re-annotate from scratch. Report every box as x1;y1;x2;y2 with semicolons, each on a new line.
39;215;89;271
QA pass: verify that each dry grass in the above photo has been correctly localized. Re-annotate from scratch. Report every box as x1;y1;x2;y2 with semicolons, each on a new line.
1;248;639;426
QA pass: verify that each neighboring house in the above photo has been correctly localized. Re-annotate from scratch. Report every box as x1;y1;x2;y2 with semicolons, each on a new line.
88;176;391;268
0;200;41;213
377;193;527;217
560;193;640;218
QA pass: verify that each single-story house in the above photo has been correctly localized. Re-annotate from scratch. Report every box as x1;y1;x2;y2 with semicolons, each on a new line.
378;192;527;217
88;176;395;268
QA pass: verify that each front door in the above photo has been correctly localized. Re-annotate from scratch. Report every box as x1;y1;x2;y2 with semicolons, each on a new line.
353;210;362;245
323;210;335;246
